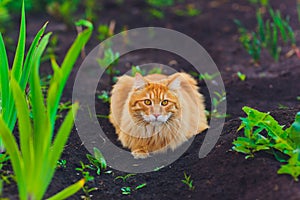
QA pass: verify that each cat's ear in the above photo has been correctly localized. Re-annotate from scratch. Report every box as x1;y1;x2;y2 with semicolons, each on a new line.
168;76;181;90
134;73;147;89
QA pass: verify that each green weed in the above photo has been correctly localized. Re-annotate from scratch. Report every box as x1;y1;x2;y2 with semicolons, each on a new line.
232;106;300;181
237;72;246;81
181;172;195;191
235;8;296;63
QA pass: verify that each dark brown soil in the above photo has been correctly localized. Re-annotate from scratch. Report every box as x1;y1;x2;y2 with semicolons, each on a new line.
2;0;300;199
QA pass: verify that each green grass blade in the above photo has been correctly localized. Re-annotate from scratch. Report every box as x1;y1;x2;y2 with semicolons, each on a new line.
0;33;10;122
47;20;93;129
11;1;26;82
20;22;48;91
50;103;79;168
10;78;33;173
0;117;26;199
46;179;85;200
256;10;265;44
29;33;51;161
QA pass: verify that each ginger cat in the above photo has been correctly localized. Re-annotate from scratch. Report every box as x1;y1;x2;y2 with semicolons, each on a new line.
109;72;208;159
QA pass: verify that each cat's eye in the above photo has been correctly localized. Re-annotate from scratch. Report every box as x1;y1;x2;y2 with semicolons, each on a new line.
161;100;168;106
144;99;152;105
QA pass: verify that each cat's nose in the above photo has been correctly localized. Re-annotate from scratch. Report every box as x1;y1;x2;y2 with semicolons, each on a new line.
153;114;160;118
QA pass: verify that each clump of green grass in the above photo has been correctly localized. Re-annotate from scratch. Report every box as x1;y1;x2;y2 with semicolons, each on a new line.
0;2;93;199
232;106;300;181
235;8;296;63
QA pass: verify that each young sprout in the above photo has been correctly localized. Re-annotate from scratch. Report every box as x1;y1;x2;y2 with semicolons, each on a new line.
237;72;246;81
115;174;136;182
57;159;67;169
181;172;195;191
97;91;110;103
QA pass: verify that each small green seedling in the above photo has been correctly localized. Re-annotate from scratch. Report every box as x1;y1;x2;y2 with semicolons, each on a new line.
149;67;162;74
232;107;300;181
97;91;110;103
174;4;200;17
97;48;120;84
120;183;147;195
181;172;195;191
198;72;220;81
131;65;146;76
154;165;165;171
121;187;131;195
278;103;289;109
86;147;107;175
297;96;300;101
97;24;112;41
75;161;98;200
237;72;246;81
207;91;228;119
57;159;67;169
115;173;136;182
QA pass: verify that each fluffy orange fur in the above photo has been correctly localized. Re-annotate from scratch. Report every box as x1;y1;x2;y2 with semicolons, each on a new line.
109;72;208;159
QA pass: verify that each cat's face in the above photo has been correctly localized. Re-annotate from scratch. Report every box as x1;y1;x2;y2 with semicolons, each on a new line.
129;73;181;126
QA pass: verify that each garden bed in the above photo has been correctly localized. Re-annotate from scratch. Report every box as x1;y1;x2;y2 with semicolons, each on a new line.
2;0;300;199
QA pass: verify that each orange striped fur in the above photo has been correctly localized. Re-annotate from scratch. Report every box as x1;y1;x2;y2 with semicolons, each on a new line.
109;72;208;159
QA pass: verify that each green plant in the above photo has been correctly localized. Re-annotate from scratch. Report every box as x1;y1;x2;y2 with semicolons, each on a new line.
57;159;67;169
86;147;107;175
0;3;93;199
84;0;100;22
0;1;38;152
235;19;261;62
297;96;300;101
237;71;246;81
235;8;297;63
181;172;195;191
174;4;200;17
97;48;120;84
146;0;174;19
46;0;80;27
206;91;228;119
248;0;269;7
97;24;112;41
120;183;147;195
75;161;98;200
97;91;110;103
115;174;136;182
75;148;106;199
232;106;300;181
278;103;289;109
0;153;13;196
121;186;131;195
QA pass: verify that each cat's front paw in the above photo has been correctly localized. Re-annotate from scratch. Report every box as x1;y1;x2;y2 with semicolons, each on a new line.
132;149;150;159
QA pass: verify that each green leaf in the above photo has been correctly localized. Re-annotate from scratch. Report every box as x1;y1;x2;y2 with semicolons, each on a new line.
47;179;85;200
11;0;26;82
93;147;107;170
20;22;48;90
48;20;93;130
